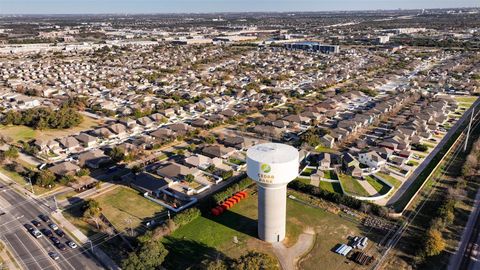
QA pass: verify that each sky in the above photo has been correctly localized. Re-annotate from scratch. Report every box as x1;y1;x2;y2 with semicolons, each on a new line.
0;0;478;14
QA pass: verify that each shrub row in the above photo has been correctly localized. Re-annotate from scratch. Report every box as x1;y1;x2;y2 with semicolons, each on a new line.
212;178;252;205
172;207;201;227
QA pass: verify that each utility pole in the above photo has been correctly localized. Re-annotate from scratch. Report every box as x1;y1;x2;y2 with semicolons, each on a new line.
125;218;133;237
88;240;93;252
53;195;58;211
27;177;34;194
464;108;475;152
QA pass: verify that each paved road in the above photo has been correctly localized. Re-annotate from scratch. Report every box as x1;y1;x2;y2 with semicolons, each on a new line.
0;187;104;270
272;228;315;270
448;187;480;270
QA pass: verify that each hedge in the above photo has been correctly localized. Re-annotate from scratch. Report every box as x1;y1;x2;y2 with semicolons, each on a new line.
212;178;252;205
172;207;201;227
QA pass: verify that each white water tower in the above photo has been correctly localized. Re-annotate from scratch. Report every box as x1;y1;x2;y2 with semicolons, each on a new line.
246;143;299;242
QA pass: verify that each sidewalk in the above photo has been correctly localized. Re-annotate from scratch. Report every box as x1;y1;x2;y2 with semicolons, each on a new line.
58;182;117;208
52;211;120;270
0;240;21;270
447;187;480;270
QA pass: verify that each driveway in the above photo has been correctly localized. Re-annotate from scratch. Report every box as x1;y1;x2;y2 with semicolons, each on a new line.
272;228;315;270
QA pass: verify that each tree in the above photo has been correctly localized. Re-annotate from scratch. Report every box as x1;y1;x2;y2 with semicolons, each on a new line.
83;199;102;229
59;175;75;185
122;239;168;270
201;259;228;270
131;165;142;174
4;146;19;160
76;168;90;177
108;147;125;162
205;135;216;144
34;169;56;188
424;229;446;257
185;174;195;183
412;143;428;152
232;251;279;270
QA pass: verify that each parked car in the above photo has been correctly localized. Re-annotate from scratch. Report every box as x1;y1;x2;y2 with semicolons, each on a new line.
48;251;59;261
31;220;41;227
55;229;65;237
39;214;50;223
24;224;35;232
30;229;42;238
56;243;67;251
50;236;60;245
41;229;53;237
66;241;77;249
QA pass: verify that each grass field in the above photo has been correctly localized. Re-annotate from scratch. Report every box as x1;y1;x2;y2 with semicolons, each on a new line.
95;186;165;231
314;145;337;153
163;189;376;270
338;174;369;197
365;175;391;195
63;186;165;235
323;170;338;180
0;116;101;142
376;172;402;189
301;167;315;176
0;165;54;194
319;181;343;194
454;96;478;104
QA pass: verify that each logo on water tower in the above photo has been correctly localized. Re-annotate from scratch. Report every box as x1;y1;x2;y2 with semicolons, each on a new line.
260;163;271;173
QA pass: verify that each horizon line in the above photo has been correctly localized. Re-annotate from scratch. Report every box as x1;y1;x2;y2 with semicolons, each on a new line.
0;6;479;16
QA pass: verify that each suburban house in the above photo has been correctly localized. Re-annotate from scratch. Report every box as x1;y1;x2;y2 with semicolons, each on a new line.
184;154;223;170
77;149;111;169
320;134;335;148
75;133;98;148
157;162;199;182
318;153;331;170
58;136;81;152
201;144;236;159
358;151;387;168
48;161;81;177
109;123;129;139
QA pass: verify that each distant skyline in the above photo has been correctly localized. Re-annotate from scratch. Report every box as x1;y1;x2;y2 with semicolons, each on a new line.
0;0;478;14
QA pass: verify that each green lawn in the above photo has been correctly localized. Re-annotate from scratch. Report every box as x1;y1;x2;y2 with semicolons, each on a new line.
301;167;315;176
314;145;337;153
0;116;101;142
376;172;402;188
228;157;245;165
338;174;369;197
323;170;338;180
454;96;478;104
406;160;419;166
95;186;165;231
0;125;36;142
365;176;391;195
319;181;343;194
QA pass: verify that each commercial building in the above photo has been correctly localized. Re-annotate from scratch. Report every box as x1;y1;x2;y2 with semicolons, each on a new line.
284;41;340;54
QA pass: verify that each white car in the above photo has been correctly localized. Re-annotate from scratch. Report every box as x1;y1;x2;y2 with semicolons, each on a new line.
30;229;42;238
48;223;59;231
67;241;77;249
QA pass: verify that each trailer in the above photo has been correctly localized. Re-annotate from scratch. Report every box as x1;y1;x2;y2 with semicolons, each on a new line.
335;244;346;254
341;246;353;256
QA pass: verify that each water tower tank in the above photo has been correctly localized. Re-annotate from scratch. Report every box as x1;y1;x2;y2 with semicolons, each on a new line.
246;143;299;242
